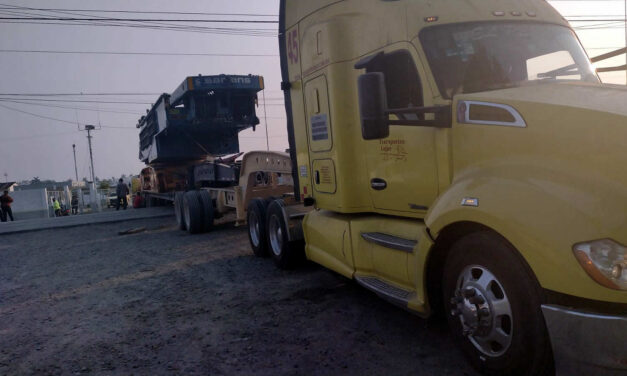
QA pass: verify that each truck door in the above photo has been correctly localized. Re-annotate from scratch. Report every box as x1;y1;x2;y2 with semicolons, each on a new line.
363;49;438;214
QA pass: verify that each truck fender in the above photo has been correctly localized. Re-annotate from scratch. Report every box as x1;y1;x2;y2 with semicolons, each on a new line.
424;175;623;301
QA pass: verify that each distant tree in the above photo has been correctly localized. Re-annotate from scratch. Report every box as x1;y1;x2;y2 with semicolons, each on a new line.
99;181;111;190
31;177;41;184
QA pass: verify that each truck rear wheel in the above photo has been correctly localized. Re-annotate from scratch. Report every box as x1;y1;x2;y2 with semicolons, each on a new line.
197;190;214;233
247;198;269;257
442;232;553;376
183;191;203;234
266;200;304;269
174;192;186;230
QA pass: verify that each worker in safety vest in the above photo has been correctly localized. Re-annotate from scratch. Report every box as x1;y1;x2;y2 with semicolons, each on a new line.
52;197;61;217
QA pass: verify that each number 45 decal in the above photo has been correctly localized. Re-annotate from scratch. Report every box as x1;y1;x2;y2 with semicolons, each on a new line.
287;29;299;65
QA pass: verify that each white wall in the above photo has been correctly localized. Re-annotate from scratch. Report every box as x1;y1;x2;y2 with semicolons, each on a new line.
7;189;49;219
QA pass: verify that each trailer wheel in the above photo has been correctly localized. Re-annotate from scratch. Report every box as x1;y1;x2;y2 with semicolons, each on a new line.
443;232;553;376
174;192;186;230
266;200;304;269
183;191;203;234
247;198;269;257
197;190;214;233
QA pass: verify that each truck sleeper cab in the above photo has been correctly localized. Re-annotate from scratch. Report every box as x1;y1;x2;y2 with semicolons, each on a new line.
249;1;627;375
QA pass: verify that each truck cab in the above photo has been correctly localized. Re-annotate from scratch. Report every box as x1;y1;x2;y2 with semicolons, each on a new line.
262;1;627;375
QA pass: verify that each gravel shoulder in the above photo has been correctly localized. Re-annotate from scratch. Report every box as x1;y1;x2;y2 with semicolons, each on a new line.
0;217;479;375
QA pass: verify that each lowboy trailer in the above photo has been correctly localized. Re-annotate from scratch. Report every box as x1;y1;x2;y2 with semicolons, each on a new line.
137;75;295;233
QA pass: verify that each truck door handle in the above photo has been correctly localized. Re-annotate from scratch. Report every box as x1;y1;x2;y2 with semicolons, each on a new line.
315;170;320;184
370;178;387;191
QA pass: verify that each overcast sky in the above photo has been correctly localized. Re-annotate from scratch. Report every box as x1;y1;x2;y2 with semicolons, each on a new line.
0;0;625;183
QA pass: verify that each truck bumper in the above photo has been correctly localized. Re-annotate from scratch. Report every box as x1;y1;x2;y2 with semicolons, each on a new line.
541;304;627;376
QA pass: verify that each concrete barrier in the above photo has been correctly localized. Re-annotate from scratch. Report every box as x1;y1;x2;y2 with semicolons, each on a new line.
6;189;49;220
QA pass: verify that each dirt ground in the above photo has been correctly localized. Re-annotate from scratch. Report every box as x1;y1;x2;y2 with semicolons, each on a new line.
0;216;479;375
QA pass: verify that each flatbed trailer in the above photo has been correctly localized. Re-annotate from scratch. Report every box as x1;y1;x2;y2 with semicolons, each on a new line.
140;150;295;233
137;74;296;232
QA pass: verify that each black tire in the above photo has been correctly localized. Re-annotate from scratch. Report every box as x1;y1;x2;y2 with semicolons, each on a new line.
183;191;203;234
247;198;269;257
266;200;304;269
174;192;186;230
197;190;214;233
442;232;553;376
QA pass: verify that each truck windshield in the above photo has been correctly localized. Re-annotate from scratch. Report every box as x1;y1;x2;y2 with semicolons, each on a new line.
419;22;599;99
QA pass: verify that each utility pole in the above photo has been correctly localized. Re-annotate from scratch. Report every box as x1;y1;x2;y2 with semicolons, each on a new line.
3;172;7;183
83;124;101;212
85;124;96;184
85;125;96;183
72;144;79;182
72;143;85;214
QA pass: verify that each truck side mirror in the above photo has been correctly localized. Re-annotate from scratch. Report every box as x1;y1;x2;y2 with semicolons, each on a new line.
358;72;389;140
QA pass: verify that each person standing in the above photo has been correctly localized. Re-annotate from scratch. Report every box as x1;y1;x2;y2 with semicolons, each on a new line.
116;178;129;210
1;190;14;222
71;193;79;215
52;197;61;217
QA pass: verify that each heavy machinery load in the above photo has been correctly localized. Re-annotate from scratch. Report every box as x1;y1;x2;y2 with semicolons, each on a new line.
137;74;264;164
246;1;627;376
137;74;294;233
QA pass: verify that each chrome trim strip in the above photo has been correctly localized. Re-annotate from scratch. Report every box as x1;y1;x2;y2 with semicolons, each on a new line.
459;100;527;128
361;232;417;253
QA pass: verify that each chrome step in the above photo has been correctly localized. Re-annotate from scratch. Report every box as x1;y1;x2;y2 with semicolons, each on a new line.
361;232;417;253
355;275;414;307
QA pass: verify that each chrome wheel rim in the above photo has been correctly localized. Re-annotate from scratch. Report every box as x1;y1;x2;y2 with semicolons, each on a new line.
450;265;513;357
248;211;260;248
268;215;283;257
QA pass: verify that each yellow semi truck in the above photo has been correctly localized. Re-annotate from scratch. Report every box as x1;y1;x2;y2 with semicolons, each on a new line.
247;1;627;375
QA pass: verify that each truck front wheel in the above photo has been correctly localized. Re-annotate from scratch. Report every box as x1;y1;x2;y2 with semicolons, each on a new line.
443;232;553;376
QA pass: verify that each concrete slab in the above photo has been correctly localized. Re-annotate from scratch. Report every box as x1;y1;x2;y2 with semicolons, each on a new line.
0;207;174;235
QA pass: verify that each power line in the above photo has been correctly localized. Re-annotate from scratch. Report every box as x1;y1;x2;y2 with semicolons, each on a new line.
0;96;285;105
0;103;135;129
0;7;277;36
568;19;626;22
0;6;277;17
0;99;143;115
0;49;278;57
0;98;153;105
0;17;278;23
0;92;160;96
0;130;77;143
0;20;277;36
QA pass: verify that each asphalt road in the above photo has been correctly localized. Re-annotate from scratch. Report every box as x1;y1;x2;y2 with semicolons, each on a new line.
0;215;479;375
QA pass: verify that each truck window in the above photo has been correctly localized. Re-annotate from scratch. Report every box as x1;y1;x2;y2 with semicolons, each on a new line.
419;22;598;99
527;51;579;80
367;50;424;109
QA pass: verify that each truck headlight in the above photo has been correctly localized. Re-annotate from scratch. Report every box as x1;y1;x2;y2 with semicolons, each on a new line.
573;239;627;290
